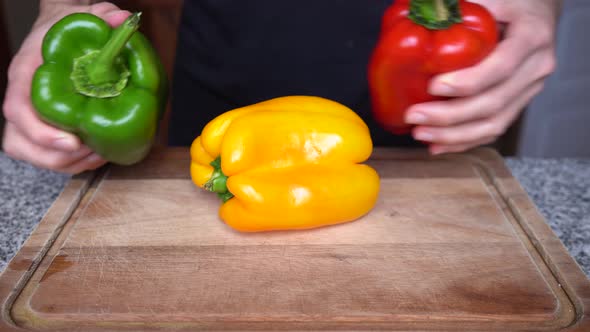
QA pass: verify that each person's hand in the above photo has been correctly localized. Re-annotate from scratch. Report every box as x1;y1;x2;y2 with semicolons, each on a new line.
404;0;562;155
2;2;130;174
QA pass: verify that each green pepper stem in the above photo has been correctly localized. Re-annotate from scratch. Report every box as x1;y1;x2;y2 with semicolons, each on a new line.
86;12;141;84
409;0;462;30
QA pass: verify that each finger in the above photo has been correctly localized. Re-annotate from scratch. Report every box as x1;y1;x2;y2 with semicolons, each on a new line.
89;2;125;16
90;3;131;27
103;10;132;27
429;18;550;97
2;122;93;172
3;61;81;152
465;0;510;19
407;49;555;127
61;153;108;174
429;136;497;155
412;81;544;146
2;96;81;152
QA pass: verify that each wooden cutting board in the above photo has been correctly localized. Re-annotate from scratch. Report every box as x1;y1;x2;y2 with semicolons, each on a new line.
1;147;589;331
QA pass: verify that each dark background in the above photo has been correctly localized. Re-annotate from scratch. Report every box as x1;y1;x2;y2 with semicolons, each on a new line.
1;0;587;157
0;2;9;148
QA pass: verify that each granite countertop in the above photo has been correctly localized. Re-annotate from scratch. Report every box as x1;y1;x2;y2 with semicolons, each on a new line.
1;152;589;276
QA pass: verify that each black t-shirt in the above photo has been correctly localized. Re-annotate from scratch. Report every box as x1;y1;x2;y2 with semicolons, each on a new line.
168;0;417;147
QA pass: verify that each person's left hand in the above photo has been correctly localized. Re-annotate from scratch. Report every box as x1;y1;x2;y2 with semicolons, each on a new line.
404;0;562;155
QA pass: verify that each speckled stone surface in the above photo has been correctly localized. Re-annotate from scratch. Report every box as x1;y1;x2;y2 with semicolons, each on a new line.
1;152;589;277
0;153;69;273
505;158;590;276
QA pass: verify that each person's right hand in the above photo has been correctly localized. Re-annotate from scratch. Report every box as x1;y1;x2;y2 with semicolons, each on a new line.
2;2;130;174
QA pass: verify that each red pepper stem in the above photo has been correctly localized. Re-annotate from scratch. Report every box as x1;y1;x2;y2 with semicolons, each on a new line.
435;0;450;21
409;0;462;30
86;12;141;84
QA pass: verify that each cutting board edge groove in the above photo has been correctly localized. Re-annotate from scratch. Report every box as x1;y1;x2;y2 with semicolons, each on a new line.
0;169;104;331
453;153;577;329
464;148;590;330
2;148;590;331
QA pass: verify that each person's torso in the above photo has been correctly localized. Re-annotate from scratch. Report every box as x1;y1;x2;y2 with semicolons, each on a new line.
169;0;417;147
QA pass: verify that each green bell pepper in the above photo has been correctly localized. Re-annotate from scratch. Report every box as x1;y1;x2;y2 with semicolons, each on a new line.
31;12;167;165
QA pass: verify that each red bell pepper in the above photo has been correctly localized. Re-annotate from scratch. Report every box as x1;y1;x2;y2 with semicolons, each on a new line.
368;0;499;135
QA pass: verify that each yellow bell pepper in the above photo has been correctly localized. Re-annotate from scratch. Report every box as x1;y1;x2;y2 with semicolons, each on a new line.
190;96;380;232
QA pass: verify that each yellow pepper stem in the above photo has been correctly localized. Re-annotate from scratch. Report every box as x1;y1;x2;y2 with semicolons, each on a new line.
204;157;233;202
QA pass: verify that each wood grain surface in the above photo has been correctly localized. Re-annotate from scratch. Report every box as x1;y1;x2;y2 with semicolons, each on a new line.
1;147;589;331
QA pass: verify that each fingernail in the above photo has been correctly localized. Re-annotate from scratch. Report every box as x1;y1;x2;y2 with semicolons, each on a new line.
406;112;428;124
430;147;445;155
87;153;105;163
431;82;455;96
414;131;434;142
52;136;78;151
